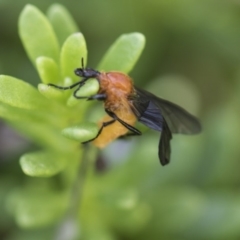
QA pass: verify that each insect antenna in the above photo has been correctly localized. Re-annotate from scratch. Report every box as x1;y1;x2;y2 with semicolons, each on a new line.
81;57;85;69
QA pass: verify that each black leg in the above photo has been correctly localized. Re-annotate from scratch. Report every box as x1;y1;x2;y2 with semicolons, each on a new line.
82;119;116;144
87;94;106;101
49;78;105;101
48;77;88;90
73;84;86;99
72;93;106;100
119;132;141;139
105;109;142;136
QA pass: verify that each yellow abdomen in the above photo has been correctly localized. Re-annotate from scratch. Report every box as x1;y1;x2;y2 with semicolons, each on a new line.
93;107;137;148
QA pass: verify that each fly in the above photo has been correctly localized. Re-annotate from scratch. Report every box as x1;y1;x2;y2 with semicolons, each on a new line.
49;59;201;165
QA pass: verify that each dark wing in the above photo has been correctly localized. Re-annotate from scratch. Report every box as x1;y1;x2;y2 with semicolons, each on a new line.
129;88;164;131
131;87;201;134
130;86;201;166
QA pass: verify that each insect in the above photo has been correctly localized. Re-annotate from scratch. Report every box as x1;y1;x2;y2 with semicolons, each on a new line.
49;59;201;166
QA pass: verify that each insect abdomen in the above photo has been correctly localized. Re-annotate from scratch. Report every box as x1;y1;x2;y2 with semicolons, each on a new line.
93;106;137;148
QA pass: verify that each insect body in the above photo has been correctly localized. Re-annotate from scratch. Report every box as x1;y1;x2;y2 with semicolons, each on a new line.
91;72;137;148
49;63;201;166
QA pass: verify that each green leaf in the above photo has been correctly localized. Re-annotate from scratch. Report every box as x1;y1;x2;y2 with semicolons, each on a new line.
0;101;51;125
0;98;69;129
62;122;98;142
0;75;69;117
36;57;60;84
15;121;77;152
47;3;79;46
19;4;60;66
0;102;76;151
75;79;99;97
20;150;67;177
38;83;66;102
0;75;48;110
98;33;145;73
60;33;87;82
67;79;99;107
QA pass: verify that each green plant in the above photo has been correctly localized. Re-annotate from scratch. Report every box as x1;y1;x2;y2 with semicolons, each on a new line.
3;2;240;240
0;3;145;237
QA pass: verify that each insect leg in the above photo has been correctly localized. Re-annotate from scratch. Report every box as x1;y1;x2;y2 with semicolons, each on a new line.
105;109;142;135
82;119;116;144
117;131;142;141
48;77;89;90
119;132;141;138
87;94;106;101
72;93;106;100
73;83;88;99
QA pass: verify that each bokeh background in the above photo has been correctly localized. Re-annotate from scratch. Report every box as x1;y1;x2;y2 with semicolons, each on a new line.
1;0;240;239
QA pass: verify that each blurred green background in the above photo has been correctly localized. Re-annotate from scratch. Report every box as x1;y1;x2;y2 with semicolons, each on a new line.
1;0;240;239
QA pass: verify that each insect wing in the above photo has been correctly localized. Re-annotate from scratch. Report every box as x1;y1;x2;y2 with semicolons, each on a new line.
130;88;163;131
132;87;201;134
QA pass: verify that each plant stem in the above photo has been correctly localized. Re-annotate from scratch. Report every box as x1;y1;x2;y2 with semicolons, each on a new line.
55;145;97;240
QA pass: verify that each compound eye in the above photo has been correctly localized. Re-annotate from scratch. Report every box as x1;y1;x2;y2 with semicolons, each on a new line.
74;68;83;76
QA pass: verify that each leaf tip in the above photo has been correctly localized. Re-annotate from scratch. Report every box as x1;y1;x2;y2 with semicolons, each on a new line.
21;4;38;15
62;123;98;142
